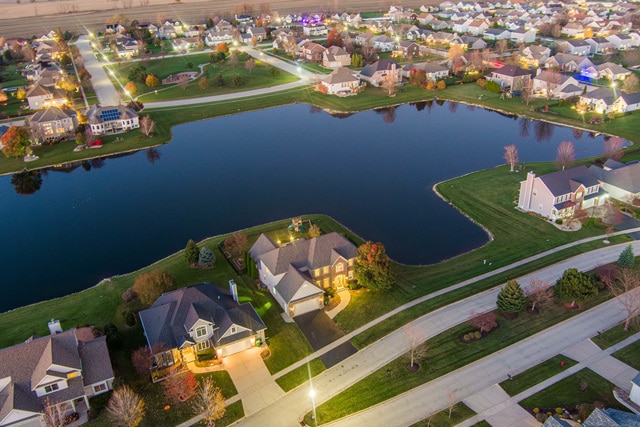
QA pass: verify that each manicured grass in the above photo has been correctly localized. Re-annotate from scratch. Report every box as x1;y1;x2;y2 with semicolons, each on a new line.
275;359;326;392
612;338;640;370
519;368;624;411
499;355;578;397
0;64;28;88
308;292;614;424
592;322;640;349
408;402;476;426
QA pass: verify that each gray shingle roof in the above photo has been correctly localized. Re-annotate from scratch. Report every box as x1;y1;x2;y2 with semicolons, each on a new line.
30;106;77;124
274;265;323;304
583;407;622;427
493;64;531;77
78;336;115;386
539;165;599;196
543;416;573;427
589;162;640;193
360;59;399;77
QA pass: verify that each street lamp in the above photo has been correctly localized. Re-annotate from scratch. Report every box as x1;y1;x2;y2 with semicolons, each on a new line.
309;387;317;424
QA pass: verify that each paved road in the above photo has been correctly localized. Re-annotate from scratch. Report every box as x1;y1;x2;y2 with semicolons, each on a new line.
230;239;640;427
76;35;122;106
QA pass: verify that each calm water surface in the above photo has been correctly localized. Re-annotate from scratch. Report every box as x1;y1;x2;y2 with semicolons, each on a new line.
0;102;613;311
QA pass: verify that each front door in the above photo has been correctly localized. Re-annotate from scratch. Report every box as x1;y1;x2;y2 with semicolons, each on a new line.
334;275;345;290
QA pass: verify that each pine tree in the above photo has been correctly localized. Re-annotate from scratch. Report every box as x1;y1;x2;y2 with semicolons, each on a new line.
618;244;635;268
496;280;527;313
184;239;200;265
555;268;598;308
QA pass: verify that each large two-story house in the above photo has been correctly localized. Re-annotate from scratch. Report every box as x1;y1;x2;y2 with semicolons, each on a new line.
138;283;266;378
0;323;114;426
86;104;139;135
28;106;78;143
517;166;606;220
249;232;358;318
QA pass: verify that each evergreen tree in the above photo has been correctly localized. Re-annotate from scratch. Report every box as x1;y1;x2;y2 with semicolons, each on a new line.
198;247;215;267
496;280;527;313
185;239;200;265
618;244;635;268
555;268;598;307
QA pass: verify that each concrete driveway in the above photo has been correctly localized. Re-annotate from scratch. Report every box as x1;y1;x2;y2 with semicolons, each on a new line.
75;35;122;106
294;310;357;368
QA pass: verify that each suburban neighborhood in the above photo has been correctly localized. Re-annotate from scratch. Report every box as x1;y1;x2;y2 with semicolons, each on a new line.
2;0;640;426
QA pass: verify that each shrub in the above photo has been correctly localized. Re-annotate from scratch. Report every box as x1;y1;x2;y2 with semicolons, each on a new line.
122;310;135;326
533;408;540;414
349;281;362;290
555;218;563;224
463;333;471;341
198;247;215;267
474;331;481;339
555;268;598;307
325;288;336;297
133;269;177;306
486;80;501;93
555;408;563;415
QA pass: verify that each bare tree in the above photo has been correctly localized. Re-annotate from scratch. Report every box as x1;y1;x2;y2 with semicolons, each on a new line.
622;74;639;94
604;136;625;161
534;120;554;142
244;58;256;74
519;118;530;138
146;147;161;165
224;232;248;256
381;73;398;97
606;267;640;331
106;385;145;427
495;39;508;54
503;144;519;172
468;311;497;333
556;141;576;171
139;115;156;137
447;389;457;418
539;69;562;100
525;278;554;312
42;397;65;427
192;378;226;427
406;324;428;370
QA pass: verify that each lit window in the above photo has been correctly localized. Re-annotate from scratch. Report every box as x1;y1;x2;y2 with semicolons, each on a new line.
44;383;59;393
196;326;207;338
323;266;329;274
196;340;210;351
336;263;344;273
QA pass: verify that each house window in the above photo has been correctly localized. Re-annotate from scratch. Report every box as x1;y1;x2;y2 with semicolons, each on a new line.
196;326;207;338
94;383;107;393
230;326;237;334
196;340;210;351
336;263;344;273
44;383;59;393
323;266;329;274
576;191;583;199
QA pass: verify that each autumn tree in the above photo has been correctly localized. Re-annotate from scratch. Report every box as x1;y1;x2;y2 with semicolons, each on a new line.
604;136;625;161
192;378;226;427
139;115;156;137
554;268;598;308
124;81;138;96
145;74;160;87
244;58;256;74
468;310;498;333
327;28;343;47
354;241;395;291
622;74;639;94
1;126;31;158
133;269;176;306
555;140;576;171
199;76;210;91
56;75;78;92
0;91;7;103
618;244;635;268
163;371;198;403
185;239;200;265
503;144;519;172
496;280;527;314
525;278;554;312
216;43;228;54
381;73;398;97
436;80;446;90
16;87;26;100
224;232;248;256
106;385;145;427
604;267;640;331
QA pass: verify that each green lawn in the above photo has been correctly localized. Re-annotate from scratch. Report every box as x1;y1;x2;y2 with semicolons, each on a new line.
409;402;476;426
591;322;640;349
612;338;640;371
275;359;326;392
519;369;624;412
306;291;614;424
0;63;28;88
499;356;578;396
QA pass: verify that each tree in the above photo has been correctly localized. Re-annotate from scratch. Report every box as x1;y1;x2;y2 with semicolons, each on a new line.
554;268;598;308
496;39;508;54
555;141;576;171
198;247;215;267
604;136;624;161
185;239;200;265
139;115;156;137
133;269;176;305
244;58;256;74
124;81;138;96
406;324;428;370
622;74;639;94
215;73;225;86
503;144;519;172
230;74;244;87
228;51;239;68
145;74;160;87
327;28;343;47
16;87;26;100
618;244;635;268
106;385;145;427
436;80;446;91
354;241;395;291
216;43;228;54
199;77;210;91
351;53;363;68
163;371;198;403
468;311;498;333
224;232;248;256
0;91;7;103
308;224;321;238
496;280;527;314
381;73;397;97
127;65;147;83
146;147;161;165
605;267;640;331
526;278;554;312
1;126;31;158
192;378;226;427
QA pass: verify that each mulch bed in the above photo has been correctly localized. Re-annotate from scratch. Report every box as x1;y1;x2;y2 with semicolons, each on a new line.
527;306;540;314
406;362;420;372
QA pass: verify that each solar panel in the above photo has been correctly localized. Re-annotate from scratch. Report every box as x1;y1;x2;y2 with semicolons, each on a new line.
99;108;121;122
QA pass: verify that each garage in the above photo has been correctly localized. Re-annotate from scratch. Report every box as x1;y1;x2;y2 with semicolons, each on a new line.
290;295;323;318
221;337;254;356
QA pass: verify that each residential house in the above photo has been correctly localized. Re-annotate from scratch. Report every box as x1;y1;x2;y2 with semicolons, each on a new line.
544;53;594;73
584;37;614;54
86;104;139;135
322;46;351;68
561;22;585;38
452;18;472;34
556;39;591;56
115;36;139;58
215;20;234;33
299;41;326;62
417;12;436;26
0;323;114;426
158;24;178;39
138;283;267;376
595;62;632;81
303;25;328;36
468;19;490;36
520;44;551;68
35;41;61;61
182;25;201;38
589;160;640;202
29;106;78;143
26;83;67;110
461;35;487;50
488;64;531;89
631;372;640;406
578;86;618;113
246;26;267;42
249;232;358;318
532;71;584;99
372;35;396;52
354;31;375;46
205;31;234;46
517;166;606;220
173;37;200;52
359;59;403;87
510;28;536;44
402;62;450;79
583;408;640;427
612;92;640;113
483;28;511;40
607;34;634;50
394;41;420;58
320;67;362;95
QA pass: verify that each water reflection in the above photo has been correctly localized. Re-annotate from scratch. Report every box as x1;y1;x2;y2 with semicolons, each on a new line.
146;147;161;165
10;170;42;195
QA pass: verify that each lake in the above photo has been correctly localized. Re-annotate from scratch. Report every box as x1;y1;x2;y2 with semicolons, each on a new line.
0;101;613;312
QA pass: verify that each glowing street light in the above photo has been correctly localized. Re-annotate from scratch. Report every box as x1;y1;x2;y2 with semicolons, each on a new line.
309;387;317;424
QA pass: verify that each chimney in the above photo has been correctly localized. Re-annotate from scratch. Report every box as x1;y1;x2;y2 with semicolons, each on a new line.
48;319;62;335
229;279;238;302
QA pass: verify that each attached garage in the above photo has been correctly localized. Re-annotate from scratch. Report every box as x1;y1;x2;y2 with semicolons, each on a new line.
290;295;324;318
221;337;254;356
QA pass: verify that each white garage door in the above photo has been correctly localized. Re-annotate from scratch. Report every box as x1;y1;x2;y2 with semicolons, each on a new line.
222;338;253;356
292;298;322;317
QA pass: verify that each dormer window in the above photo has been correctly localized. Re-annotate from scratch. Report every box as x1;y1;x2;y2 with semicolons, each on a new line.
231;326;237;334
44;383;59;393
195;326;207;338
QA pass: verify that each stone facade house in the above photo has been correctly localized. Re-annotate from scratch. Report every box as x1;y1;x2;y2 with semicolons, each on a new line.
359;59;402;87
29;106;78;143
322;46;351;68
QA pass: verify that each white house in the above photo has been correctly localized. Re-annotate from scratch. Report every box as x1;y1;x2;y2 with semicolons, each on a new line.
86;104;139;135
320;67;361;95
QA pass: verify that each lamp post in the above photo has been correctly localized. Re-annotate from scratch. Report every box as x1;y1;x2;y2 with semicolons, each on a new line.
309;387;317;425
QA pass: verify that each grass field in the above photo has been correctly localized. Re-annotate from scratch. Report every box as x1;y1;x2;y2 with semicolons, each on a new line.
612;337;640;371
499;355;578;397
408;403;476;426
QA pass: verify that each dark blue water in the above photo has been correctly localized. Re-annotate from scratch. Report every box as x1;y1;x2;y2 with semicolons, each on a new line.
0;102;613;311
